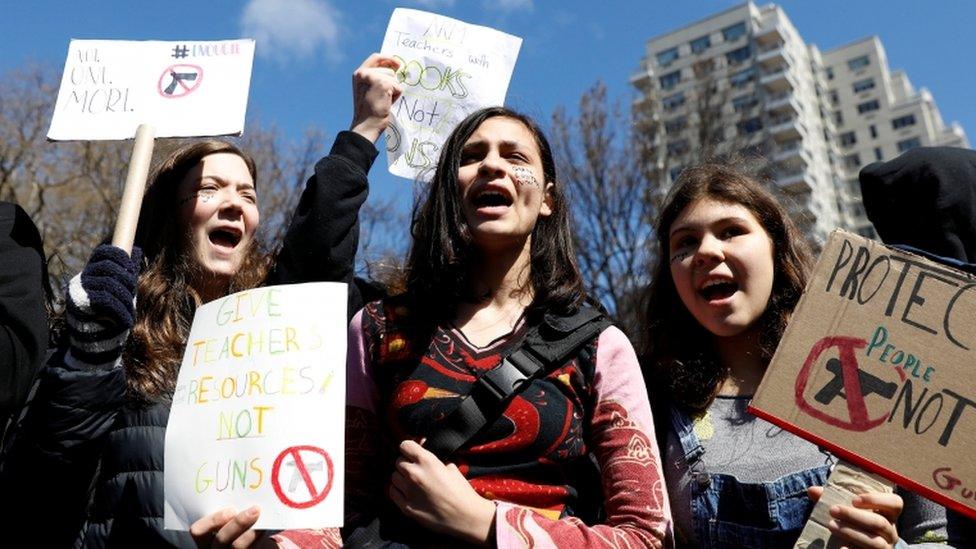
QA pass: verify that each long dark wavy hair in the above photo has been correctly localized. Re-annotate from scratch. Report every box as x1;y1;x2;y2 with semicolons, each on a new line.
125;140;269;402
639;162;812;413
401;106;586;322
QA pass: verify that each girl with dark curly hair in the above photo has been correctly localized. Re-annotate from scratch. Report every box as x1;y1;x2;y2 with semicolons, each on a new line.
640;162;946;548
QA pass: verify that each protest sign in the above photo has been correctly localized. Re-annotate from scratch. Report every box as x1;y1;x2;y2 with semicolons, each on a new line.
749;230;976;519
48;39;255;141
380;8;521;180
164;282;346;530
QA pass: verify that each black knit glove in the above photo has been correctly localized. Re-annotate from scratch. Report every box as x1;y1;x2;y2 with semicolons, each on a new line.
65;244;142;369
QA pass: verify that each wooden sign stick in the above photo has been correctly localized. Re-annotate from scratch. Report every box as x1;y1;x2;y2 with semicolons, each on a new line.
111;124;156;254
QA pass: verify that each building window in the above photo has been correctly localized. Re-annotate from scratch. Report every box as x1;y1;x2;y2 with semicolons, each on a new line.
729;67;755;88
656;47;679;67
844;153;861;170
667;139;690;156
665;116;687;134
869;125;878;138
690;35;711;54
659;70;681;90
852;78;875;93
825;66;834;80
874;147;883;160
737;117;764;135
726;45;751;66
834;111;844;126
892;114;917;129
897;137;922;152
722;21;747;42
848;55;870;71
662;92;685;111
732;94;758;112
829;90;839;105
857;99;880;114
669;165;685;181
840;131;857;147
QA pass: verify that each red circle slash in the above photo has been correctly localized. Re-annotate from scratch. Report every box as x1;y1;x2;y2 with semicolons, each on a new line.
270;445;334;509
157;64;204;98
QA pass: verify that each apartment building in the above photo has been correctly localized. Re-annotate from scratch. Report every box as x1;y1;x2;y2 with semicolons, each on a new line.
632;2;968;246
823;37;969;236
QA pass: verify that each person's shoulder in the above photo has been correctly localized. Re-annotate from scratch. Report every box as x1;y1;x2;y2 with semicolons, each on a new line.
594;324;636;356
0;201;27;232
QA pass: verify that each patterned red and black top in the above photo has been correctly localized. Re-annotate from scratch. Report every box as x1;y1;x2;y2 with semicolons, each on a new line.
344;299;673;548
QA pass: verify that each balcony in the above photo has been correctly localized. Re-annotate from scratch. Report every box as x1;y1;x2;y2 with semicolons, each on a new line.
760;67;797;93
766;92;801;116
773;141;811;168
754;17;786;47
776;168;814;194
757;42;791;70
630;70;654;94
767;114;805;140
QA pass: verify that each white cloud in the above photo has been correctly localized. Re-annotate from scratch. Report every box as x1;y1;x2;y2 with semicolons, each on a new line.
240;0;342;63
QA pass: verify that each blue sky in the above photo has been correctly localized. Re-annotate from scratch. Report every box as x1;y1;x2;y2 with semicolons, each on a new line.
4;0;974;206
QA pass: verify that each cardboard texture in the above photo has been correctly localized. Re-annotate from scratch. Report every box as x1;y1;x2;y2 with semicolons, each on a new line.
794;461;893;548
749;230;976;519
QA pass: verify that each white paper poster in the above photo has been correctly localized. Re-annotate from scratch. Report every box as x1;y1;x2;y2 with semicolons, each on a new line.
381;9;522;180
48;39;255;141
164;283;346;530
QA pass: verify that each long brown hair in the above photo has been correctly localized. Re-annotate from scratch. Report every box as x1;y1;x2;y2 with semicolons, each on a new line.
125;140;268;401
402;107;586;321
639;162;812;413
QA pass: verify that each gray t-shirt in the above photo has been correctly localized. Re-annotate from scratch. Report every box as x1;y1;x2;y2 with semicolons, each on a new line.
663;396;949;547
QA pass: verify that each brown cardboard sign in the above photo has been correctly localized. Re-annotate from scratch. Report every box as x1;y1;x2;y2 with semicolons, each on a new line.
748;230;976;519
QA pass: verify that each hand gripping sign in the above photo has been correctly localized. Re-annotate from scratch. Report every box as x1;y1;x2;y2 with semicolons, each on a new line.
164;283;347;530
749;230;976;519
48;39;255;253
380;9;522;181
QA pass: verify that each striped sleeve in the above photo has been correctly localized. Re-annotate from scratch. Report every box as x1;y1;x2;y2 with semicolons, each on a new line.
63;273;133;370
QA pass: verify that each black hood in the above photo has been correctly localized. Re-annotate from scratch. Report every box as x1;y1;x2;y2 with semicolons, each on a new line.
859;146;976;263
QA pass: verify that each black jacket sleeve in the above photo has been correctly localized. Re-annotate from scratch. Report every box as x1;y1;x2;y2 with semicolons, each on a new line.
0;202;49;420
266;131;383;320
1;347;127;545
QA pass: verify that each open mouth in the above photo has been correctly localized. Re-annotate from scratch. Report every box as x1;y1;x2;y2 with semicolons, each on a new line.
699;279;738;301
471;189;514;209
208;227;243;250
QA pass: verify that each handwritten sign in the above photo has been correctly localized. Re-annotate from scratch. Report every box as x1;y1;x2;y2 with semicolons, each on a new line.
48;39;255;140
380;9;522;180
164;283;346;530
749;230;976;519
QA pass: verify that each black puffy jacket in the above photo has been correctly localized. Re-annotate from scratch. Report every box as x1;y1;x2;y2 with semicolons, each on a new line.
4;131;381;547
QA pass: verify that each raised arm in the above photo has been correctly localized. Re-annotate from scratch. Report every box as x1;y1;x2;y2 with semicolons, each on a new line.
266;54;401;319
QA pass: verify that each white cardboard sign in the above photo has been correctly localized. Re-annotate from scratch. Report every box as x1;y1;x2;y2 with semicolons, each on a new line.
164;283;346;530
48;39;255;141
380;9;522;181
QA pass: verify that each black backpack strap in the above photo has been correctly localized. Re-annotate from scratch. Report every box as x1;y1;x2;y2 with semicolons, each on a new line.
424;305;610;459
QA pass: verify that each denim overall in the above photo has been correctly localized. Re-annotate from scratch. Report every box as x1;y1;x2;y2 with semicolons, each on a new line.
671;407;831;548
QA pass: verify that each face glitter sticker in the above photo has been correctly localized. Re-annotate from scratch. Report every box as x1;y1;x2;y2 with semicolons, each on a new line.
179;188;217;206
512;166;540;188
670;250;691;264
